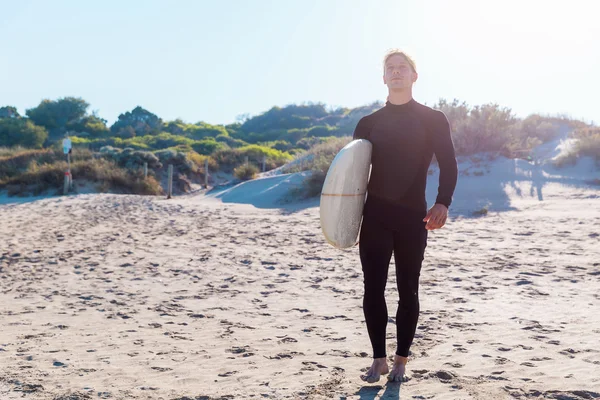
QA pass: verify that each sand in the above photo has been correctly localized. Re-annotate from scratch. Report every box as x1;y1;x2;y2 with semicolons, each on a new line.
0;151;599;399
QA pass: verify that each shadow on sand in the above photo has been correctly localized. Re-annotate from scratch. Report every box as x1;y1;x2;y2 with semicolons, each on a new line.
426;156;599;218
202;155;598;217
204;171;319;212
356;383;401;400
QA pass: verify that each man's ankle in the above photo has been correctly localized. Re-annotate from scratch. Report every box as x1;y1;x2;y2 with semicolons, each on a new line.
394;355;408;364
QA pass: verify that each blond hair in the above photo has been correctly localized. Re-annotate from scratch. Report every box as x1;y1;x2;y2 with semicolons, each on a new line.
383;48;417;73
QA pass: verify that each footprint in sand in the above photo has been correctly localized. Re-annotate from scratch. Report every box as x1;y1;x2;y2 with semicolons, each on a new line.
530;356;552;361
301;361;328;371
277;337;298;344
188;313;214;319
151;366;173;372
488;371;508;381
324;349;352;358
217;371;238;377
443;362;463;368
448;297;468;304
494;357;509;365
559;348;580;358
425;370;456;384
267;351;304;359
517;344;534;350
452;344;468;353
325;336;347;342
520;362;536;367
289;308;309;313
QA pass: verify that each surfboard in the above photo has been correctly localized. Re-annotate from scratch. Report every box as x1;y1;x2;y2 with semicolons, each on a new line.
319;139;372;249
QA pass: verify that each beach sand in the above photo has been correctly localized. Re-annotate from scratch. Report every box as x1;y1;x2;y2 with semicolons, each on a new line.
1;142;600;398
1;182;599;399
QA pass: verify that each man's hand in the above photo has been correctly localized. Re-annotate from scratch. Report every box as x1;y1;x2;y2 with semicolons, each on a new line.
423;204;448;230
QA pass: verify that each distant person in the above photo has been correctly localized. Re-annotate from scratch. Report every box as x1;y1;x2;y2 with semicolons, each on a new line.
352;49;458;383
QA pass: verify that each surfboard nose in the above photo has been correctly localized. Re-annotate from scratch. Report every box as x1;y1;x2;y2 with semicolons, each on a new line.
320;139;372;249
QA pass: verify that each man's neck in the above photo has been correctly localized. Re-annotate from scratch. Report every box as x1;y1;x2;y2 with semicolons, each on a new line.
387;90;413;105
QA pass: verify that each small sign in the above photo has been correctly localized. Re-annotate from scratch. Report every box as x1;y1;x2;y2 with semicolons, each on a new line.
62;138;72;154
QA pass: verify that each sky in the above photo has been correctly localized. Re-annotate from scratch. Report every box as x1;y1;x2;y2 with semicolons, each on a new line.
1;0;598;126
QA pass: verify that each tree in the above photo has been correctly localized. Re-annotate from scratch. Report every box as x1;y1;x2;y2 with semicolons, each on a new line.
239;104;325;134
0;106;20;119
67;115;110;138
110;106;162;137
235;113;251;123
0;118;48;148
26;97;89;132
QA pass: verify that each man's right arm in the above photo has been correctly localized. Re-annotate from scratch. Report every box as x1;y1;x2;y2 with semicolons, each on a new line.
352;116;372;140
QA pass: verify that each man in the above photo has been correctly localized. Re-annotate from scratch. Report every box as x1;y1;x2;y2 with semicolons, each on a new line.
353;49;458;383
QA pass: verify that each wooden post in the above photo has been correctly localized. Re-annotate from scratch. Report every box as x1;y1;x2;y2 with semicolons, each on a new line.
167;164;173;199
67;152;73;188
143;162;148;179
63;171;70;195
204;158;209;188
245;156;249;166
262;156;266;172
63;151;72;194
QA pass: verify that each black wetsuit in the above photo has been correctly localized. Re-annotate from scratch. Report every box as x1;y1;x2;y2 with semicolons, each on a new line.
353;98;458;358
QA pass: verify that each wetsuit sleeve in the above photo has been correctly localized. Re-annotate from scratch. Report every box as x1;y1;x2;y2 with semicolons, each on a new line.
352;116;371;140
432;111;458;208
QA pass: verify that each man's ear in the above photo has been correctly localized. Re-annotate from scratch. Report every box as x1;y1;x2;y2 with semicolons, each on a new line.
413;72;419;83
383;74;387;85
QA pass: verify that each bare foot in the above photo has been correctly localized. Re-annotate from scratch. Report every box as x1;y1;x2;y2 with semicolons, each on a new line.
387;354;408;383
360;357;389;383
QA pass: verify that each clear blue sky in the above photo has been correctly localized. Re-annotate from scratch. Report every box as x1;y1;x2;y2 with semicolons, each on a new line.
1;0;598;126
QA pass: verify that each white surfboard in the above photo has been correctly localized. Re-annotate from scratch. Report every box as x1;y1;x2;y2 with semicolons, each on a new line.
320;139;372;249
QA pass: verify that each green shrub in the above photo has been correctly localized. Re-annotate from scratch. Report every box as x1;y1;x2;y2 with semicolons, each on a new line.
307;125;339;137
432;99;575;158
1;157;163;196
0;118;48;148
472;206;489;217
100;146;162;170
186;151;218;172
552;127;600;167
233;164;259;181
257;140;294;152
573;127;600;161
215;134;248;148
296;136;336;150
213;145;292;171
0;146;25;158
0;148;95;184
289;136;352;198
191;138;229;155
154;148;196;172
552;152;578;168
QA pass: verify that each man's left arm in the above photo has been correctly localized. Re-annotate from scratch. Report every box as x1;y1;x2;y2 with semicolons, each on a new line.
423;111;458;230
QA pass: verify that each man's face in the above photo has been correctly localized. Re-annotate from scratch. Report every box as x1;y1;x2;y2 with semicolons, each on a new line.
383;54;418;90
